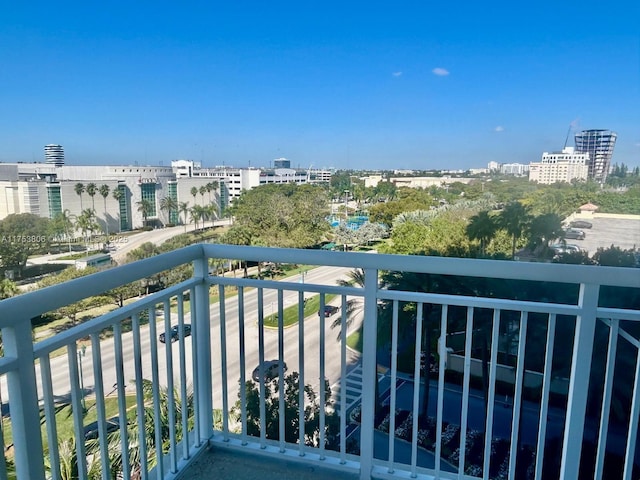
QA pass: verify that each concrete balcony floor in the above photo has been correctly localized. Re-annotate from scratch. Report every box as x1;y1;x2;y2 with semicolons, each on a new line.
179;443;360;480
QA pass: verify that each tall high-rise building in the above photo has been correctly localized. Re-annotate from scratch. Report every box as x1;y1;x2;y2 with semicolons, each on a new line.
44;144;64;166
574;130;617;183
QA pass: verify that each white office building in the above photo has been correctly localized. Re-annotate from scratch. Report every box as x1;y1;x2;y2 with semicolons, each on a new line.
528;147;589;184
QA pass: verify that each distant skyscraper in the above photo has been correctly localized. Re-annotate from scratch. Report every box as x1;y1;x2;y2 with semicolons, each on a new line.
574;130;617;183
44;144;64;166
273;157;290;169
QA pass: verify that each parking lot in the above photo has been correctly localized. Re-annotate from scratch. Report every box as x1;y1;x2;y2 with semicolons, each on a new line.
567;216;640;256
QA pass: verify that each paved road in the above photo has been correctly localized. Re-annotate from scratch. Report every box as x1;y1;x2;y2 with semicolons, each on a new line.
26;265;362;415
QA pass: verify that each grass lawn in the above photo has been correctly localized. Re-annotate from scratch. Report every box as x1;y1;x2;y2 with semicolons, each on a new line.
346;327;363;351
263;293;338;328
2;395;137;453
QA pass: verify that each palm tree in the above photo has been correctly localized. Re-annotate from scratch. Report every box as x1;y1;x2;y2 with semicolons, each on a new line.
527;212;564;258
86;183;97;212
466;211;497;257
190;187;198;207
178;201;190;233
190;205;205;231
75;208;99;253
99;184;110;237
199;185;207;206
112;187;124;233
499;201;530;259
205;204;217;228
136;199;153;228
159;196;178;226
74;183;85;210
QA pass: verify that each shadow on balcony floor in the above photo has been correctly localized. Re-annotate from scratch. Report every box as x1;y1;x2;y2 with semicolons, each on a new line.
179;443;360;480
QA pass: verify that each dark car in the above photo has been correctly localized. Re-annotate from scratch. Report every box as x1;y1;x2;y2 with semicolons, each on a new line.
318;305;340;317
570;220;593;229
159;324;192;343
564;228;586;240
252;359;287;382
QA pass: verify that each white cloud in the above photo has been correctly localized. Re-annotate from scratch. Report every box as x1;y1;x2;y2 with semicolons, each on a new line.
392;71;403;77
432;67;449;76
494;126;505;132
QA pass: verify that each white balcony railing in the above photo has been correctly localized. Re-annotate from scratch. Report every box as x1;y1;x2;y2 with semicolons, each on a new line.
0;243;639;480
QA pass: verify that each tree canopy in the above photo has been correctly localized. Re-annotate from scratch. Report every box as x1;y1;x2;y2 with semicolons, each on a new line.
229;184;331;248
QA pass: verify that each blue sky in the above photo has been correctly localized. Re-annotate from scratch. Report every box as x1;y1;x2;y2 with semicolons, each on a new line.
1;1;639;171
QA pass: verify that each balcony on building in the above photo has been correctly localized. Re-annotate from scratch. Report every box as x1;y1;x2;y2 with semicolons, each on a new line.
0;244;638;479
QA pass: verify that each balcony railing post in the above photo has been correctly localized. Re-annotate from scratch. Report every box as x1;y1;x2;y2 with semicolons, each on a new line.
359;267;379;480
193;255;213;444
560;282;599;479
3;321;46;479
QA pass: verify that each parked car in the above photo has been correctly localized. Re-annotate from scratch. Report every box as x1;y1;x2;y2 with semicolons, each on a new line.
159;324;192;343
550;243;582;254
564;228;586;240
318;305;340;317
569;220;592;229
252;359;287;382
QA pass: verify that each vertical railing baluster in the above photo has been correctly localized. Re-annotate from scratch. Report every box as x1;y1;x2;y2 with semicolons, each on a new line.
132;313;149;480
40;355;61;480
68;343;87;480
278;289;286;453
2;322;46;480
410;303;424;476
435;304;449;474
113;323;131;480
177;293;190;459
622;343;640;480
595;319;618;480
189;286;200;446
298;290;305;455
319;290;327;460
339;294;347;464
561;283;599;480
482;309;501;479
387;300;399;474
163;298;178;473
257;288;266;447
534;313;556;480
193;256;213;445
459;307;474;475
508;312;528;480
90;332;111;480
218;284;229;441
238;287;248;445
148;307;164;478
359;267;378;480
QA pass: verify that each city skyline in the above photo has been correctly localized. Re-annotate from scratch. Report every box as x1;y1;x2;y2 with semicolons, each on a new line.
1;2;639;170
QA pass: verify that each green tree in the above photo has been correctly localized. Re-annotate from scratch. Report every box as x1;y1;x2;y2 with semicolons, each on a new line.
136;199;153;228
99;184;110;236
159;196;178;226
230;184;330;248
222;226;253;277
49;209;75;252
0;278;19;299
178;201;190;232
234;371;338;448
527;212;564;258
112;187;124;233
75;208;100;251
199;185;207;205
74;183;85;210
593;245;638;267
498;201;531;259
0;213;51;278
86;183;97;212
466;211;497;256
190;186;198;207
